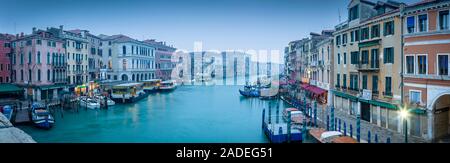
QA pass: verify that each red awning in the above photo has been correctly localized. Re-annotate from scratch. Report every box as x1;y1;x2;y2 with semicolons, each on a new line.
301;84;310;89
308;86;326;95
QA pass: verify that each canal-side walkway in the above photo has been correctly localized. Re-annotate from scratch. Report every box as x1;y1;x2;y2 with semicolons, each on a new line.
281;93;428;143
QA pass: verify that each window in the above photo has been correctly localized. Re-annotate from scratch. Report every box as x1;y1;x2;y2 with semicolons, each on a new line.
438;55;449;75
0;64;2;71
372;75;378;93
406;56;415;74
28;52;32;64
109;49;112;56
361;50;369;64
37;51;41;64
371;49;380;68
336;35;341;46
407;16;416;33
351;51;359;64
384;21;394;36
355;30;360;41
361;27;369;40
20;53;24;65
343;74;347;88
371;24;380;38
362;75;368;89
47;52;50;64
28;69;31;82
47;69;50;81
337;53;341;64
20;70;23;81
351;31;355;42
349;74;358;90
387;110;398;131
383;47;394;64
336;75;341;88
410;91;421;104
418;55;427;74
37;40;42;45
123;46;127;55
385;77;392;96
439;10;449;30
343;53;347;64
418;14;427;32
37;69;41;81
342;33;348;44
349;5;359;21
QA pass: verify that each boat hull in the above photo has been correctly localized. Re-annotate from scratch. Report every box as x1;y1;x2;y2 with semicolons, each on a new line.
112;93;149;103
33;119;54;129
239;89;260;97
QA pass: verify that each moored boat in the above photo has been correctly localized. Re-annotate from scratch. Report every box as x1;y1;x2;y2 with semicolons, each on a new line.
282;108;309;125
142;79;162;93
111;83;148;103
93;95;115;106
159;80;177;91
79;97;101;109
30;102;54;129
239;85;260;97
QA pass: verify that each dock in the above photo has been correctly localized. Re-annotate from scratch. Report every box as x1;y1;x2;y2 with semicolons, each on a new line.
263;121;303;143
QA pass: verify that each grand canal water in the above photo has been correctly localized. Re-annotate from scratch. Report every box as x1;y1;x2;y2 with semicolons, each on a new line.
18;81;296;143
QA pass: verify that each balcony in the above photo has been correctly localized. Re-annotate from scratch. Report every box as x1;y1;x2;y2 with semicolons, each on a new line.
76;60;83;65
310;61;318;67
356;61;380;72
52;63;67;69
383;91;393;98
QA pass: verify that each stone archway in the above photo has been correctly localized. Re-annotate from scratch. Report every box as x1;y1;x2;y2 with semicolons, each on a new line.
431;93;450;141
121;74;129;81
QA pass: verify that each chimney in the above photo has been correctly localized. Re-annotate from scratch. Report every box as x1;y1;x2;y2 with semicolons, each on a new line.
32;27;36;33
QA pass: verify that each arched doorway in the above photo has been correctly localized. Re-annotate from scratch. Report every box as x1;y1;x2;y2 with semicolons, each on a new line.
132;74;135;81
121;74;128;81
432;93;450;141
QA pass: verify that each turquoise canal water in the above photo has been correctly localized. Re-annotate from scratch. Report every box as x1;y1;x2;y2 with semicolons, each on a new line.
19;83;300;143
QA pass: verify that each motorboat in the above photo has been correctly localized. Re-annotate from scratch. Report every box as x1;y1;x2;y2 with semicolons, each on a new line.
239;85;260;97
30;102;54;129
79;97;101;109
159;80;177;91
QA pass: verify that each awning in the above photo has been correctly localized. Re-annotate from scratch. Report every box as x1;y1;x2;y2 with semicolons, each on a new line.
333;90;358;101
0;84;23;94
308;86;327;95
301;84;310;90
409;108;427;115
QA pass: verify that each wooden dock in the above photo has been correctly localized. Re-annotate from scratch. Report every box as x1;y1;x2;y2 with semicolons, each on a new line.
14;109;31;124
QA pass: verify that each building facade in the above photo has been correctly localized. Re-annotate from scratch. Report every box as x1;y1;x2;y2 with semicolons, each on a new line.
0;34;14;83
316;37;334;106
87;32;103;81
329;0;427;143
99;35;156;82
144;40;176;81
402;0;450;141
11;29;67;101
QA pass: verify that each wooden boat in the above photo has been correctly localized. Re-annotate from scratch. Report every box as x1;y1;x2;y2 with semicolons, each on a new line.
159;80;177;91
111;83;148;103
239;85;260;97
31;102;54;129
309;129;357;143
142;79;162;93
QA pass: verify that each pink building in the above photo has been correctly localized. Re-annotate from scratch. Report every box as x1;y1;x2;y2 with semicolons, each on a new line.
144;40;176;80
12;28;67;101
0;34;14;83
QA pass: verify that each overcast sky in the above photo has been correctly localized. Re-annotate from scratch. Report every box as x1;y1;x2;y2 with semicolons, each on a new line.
0;0;420;53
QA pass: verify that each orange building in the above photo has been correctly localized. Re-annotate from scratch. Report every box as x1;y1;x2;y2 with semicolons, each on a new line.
402;0;450;141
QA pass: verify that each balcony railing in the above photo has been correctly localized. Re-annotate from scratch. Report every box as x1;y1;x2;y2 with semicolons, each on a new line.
357;60;380;72
383;91;393;98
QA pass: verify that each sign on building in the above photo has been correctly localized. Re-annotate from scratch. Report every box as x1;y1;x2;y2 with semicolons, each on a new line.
361;89;372;101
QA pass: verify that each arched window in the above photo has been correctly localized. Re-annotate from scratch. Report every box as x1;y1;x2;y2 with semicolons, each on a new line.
122;45;126;55
47;52;50;64
47;69;50;81
20;70;23;81
28;52;32;64
132;74;135;81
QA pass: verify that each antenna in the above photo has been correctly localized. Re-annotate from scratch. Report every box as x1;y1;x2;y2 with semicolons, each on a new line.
338;8;342;23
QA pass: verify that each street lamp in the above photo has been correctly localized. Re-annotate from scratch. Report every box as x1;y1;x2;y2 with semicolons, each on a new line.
399;107;409;143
